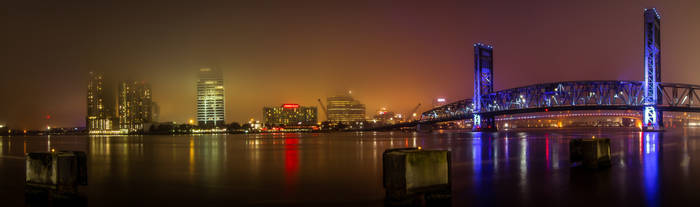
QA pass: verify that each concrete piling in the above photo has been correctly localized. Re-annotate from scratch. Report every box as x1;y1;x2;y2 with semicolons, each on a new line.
26;151;88;198
570;138;611;168
383;148;451;205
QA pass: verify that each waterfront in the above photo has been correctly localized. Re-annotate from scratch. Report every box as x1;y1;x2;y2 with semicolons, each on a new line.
2;129;700;206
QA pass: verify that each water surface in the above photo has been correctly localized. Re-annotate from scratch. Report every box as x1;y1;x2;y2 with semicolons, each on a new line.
2;129;700;206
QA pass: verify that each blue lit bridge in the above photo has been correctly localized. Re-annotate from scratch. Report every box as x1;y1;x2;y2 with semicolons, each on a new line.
369;8;699;132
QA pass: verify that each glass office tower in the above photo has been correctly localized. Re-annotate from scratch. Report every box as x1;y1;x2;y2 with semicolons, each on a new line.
197;68;225;127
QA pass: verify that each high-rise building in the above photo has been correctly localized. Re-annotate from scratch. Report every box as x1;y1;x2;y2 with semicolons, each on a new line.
197;68;225;127
327;95;365;123
86;71;114;131
118;81;152;132
263;104;318;127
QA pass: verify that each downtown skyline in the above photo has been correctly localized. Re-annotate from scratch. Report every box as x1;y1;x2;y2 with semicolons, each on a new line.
2;0;700;129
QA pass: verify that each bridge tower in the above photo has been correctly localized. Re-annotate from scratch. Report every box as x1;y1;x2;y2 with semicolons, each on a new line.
473;43;496;131
642;8;662;131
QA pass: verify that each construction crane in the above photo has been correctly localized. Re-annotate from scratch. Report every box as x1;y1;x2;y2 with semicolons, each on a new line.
407;103;422;121
317;98;329;120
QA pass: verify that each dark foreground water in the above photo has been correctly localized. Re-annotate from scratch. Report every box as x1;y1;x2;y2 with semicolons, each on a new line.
2;129;700;206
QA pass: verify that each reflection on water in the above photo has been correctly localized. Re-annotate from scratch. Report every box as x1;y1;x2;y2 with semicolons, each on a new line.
644;133;660;207
1;129;700;206
284;134;299;193
189;138;194;178
471;133;481;184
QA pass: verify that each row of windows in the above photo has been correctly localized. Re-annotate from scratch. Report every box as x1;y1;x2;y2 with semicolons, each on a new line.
197;102;224;104
197;104;224;107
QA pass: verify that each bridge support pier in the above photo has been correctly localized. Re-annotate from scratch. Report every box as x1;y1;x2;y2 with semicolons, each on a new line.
472;114;497;132
642;109;664;131
472;43;496;132
416;123;434;132
642;8;663;131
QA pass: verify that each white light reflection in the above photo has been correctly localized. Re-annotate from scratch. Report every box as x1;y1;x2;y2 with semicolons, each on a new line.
504;134;510;165
681;135;690;177
493;138;499;171
519;137;528;193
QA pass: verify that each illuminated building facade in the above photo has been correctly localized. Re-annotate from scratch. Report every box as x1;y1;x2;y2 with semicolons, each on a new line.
262;104;318;126
86;71;114;131
118;81;152;132
327;95;365;123
372;108;400;125
197;68;225;127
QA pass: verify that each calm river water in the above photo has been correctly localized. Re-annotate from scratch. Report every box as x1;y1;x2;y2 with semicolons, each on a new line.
1;129;700;206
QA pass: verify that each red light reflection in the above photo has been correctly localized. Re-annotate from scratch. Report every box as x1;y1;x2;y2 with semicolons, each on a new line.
284;134;300;191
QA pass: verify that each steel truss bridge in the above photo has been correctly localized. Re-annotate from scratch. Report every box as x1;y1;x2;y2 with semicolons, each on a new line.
366;8;698;131
419;81;700;122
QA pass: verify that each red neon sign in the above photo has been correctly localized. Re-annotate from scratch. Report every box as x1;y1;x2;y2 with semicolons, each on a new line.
282;104;299;108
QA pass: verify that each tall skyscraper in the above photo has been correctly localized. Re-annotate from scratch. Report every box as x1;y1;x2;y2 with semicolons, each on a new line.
118;81;152;132
327;95;365;123
86;71;114;131
197;68;225;127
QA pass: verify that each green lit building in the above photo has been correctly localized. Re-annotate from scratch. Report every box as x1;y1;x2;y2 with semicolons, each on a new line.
327;95;365;123
197;68;225;127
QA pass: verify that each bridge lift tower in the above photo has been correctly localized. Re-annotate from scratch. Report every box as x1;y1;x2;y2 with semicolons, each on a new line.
473;43;496;132
643;8;662;131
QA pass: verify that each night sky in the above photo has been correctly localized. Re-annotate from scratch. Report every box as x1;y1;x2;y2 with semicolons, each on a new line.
1;0;699;129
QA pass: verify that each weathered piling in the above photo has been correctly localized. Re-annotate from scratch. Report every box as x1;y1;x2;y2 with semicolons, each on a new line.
570;138;611;168
26;151;88;198
383;148;451;205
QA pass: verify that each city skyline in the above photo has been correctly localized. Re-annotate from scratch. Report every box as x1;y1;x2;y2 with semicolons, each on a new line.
2;0;700;129
4;2;700;206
